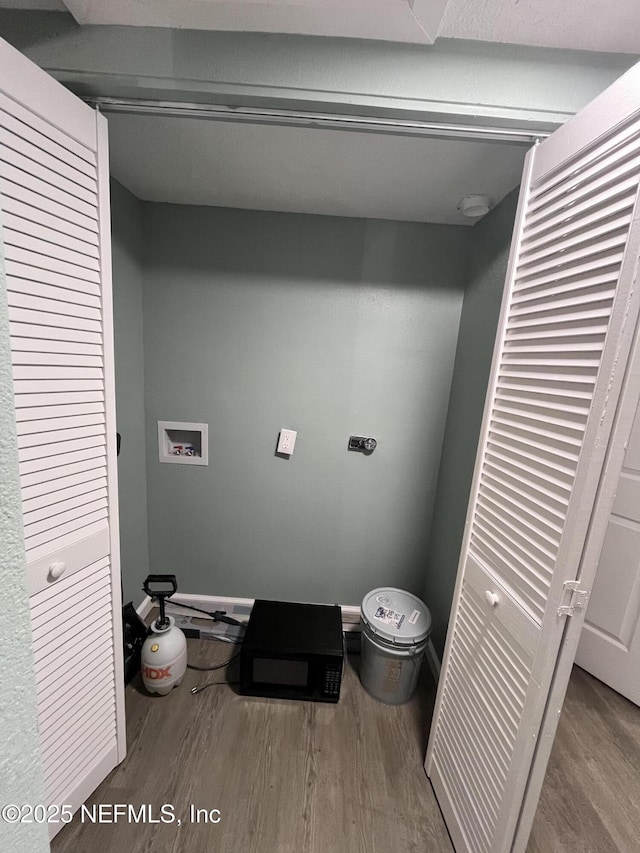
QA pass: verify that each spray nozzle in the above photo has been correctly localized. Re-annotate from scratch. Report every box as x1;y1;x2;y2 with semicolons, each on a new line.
143;574;178;631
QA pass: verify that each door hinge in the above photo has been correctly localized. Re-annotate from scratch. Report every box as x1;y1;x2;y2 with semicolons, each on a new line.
557;580;590;617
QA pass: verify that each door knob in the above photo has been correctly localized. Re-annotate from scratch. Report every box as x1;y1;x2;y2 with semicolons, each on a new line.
485;591;499;607
49;561;67;580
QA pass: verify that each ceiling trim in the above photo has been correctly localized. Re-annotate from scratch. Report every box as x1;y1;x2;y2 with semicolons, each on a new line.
91;97;550;146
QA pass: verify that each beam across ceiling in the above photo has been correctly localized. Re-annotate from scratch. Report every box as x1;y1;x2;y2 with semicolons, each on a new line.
0;12;634;133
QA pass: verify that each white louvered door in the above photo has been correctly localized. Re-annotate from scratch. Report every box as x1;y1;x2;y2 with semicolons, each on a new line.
574;390;640;705
0;37;125;836
426;61;640;852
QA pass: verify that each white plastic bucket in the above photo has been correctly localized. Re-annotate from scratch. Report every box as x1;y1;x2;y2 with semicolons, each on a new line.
360;587;431;705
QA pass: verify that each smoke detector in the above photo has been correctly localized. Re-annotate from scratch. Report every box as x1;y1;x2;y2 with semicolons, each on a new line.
458;195;492;218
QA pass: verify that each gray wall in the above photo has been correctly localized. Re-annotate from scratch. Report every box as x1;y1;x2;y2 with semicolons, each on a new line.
0;203;49;853
425;190;520;655
142;204;469;605
0;11;637;131
111;179;149;608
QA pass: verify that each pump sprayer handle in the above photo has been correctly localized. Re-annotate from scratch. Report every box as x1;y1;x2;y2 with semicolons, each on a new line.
143;575;178;630
143;574;178;599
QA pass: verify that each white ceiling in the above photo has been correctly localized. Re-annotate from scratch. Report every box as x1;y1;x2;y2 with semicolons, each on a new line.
59;0;449;44
106;113;526;225
3;0;639;53
5;0;637;222
440;0;640;54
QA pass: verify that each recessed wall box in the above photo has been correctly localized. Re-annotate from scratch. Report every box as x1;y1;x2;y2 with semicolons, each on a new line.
158;421;208;465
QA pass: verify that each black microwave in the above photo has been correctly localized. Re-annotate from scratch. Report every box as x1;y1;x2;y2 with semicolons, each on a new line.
239;599;344;703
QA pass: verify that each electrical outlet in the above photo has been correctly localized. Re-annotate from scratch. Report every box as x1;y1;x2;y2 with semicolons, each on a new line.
277;428;297;455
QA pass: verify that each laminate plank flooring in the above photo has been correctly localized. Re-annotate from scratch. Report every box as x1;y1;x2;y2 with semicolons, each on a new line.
528;666;640;853
51;648;640;853
51;640;453;853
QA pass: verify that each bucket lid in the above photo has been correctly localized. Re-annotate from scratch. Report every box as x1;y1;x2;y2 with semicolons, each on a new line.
361;587;431;646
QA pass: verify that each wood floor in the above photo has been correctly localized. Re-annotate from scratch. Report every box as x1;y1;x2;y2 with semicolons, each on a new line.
51;640;453;853
51;644;640;853
529;666;640;853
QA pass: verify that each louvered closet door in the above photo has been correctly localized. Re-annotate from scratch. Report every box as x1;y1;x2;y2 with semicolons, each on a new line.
425;61;640;853
0;36;124;836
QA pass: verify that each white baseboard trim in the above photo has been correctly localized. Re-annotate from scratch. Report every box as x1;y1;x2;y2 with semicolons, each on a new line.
340;604;362;632
425;638;441;683
140;592;361;632
169;592;254;622
138;593;438;676
136;595;154;620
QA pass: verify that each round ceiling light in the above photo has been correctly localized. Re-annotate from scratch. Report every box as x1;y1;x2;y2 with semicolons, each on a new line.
459;194;492;218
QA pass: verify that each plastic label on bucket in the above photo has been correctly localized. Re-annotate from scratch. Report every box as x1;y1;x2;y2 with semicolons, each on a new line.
374;606;405;630
408;609;421;625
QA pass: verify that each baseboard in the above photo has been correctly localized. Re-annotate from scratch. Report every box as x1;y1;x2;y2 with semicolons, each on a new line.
141;592;361;632
340;604;361;632
136;595;154;620
425;639;441;683
138;590;439;687
168;592;254;622
138;593;437;674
